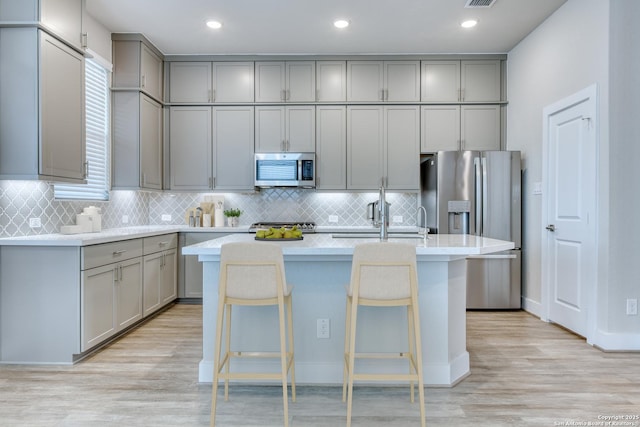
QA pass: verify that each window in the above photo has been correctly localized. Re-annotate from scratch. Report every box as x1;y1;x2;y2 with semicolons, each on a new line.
55;56;110;200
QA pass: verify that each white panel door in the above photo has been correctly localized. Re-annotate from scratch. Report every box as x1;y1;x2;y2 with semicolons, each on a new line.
543;85;597;338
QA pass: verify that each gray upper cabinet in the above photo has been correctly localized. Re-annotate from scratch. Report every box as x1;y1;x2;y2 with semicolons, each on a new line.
112;36;164;102
316;61;346;102
112;92;163;190
0;0;83;50
421;60;501;102
255;61;315;102
316;106;347;190
168;61;254;103
168;106;254;191
347;61;420;102
255;105;315;152
0;28;86;183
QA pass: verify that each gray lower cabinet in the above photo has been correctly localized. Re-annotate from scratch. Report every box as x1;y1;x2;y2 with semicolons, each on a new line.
178;232;231;299
142;234;177;317
81;239;144;352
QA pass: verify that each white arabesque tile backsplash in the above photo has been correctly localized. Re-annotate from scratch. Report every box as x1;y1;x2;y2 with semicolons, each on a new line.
0;181;419;238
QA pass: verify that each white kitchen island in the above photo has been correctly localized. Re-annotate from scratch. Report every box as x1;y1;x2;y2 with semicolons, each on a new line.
183;233;514;387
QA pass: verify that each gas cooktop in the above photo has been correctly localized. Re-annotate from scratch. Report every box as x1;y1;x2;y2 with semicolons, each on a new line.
249;221;316;233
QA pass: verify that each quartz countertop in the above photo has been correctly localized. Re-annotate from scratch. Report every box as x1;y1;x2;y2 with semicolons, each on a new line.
182;233;514;257
0;225;248;247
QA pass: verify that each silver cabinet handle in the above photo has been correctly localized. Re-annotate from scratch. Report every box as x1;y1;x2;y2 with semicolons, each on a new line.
141;75;146;89
113;250;127;256
546;224;556;232
158;241;169;247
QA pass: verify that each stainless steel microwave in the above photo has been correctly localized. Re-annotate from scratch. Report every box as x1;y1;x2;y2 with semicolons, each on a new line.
254;152;315;188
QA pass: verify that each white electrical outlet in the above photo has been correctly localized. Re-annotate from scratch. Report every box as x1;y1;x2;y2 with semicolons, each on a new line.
29;217;42;228
122;215;129;224
393;215;403;223
627;299;638;316
161;214;172;222
328;215;339;223
316;318;330;339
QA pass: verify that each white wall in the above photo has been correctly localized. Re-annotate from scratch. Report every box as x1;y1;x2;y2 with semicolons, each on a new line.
608;0;640;334
506;0;609;314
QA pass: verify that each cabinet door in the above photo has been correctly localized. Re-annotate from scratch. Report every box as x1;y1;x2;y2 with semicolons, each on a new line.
213;106;255;190
347;106;383;190
460;60;501;102
461;105;501;151
255;106;285;152
385;106;419;190
40;31;85;182
421;61;460;102
255;62;285;102
115;258;143;331
140;95;163;189
40;0;83;49
169;62;212;103
384;61;420;102
143;252;162;317
140;43;163;101
81;264;116;352
421;105;461;153
347;61;384;102
316;61;346;102
286;61;315;102
169;106;212;190
316;106;346;190
286;106;315;152
212;62;254;102
161;249;178;304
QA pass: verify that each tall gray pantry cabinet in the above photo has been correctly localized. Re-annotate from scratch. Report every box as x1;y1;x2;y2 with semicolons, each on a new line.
0;0;86;183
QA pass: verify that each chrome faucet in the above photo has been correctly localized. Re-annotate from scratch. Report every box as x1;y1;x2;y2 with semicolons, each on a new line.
378;184;388;241
418;206;429;241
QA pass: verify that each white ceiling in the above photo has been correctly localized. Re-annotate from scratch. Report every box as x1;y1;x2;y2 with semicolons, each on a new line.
86;0;567;56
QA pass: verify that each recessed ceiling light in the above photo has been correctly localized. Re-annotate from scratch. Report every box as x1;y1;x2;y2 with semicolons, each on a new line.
461;19;478;28
206;20;222;29
334;19;350;29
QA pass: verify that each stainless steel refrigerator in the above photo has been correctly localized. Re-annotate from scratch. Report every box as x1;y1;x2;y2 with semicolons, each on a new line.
420;151;522;309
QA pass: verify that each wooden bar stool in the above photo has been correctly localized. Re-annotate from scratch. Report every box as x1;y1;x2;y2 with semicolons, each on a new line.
343;242;426;427
210;242;296;427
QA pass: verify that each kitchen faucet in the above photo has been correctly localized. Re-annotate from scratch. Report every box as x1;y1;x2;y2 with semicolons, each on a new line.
418;206;429;242
378;184;388;241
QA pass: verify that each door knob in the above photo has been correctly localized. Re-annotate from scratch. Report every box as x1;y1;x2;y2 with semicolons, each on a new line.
546;224;556;232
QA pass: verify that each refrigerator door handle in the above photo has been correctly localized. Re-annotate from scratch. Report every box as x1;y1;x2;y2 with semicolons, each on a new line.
481;156;489;237
467;254;518;260
474;156;482;236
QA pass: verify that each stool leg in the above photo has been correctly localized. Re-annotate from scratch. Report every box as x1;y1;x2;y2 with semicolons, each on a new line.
286;295;296;402
342;296;352;402
278;297;290;427
346;298;358;427
407;305;416;403
224;304;232;401
210;296;226;427
411;301;426;427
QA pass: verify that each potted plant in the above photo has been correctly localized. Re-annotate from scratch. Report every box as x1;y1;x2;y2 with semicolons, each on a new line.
223;208;242;227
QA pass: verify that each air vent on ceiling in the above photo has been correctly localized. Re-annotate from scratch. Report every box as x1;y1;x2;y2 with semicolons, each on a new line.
465;0;497;8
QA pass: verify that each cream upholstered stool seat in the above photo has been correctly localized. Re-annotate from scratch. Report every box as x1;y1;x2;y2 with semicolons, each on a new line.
210;242;295;427
343;242;426;427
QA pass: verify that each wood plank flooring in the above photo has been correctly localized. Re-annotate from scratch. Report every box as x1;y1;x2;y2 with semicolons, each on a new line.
0;304;638;426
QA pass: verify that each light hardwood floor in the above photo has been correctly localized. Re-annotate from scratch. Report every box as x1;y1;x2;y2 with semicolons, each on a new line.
0;304;638;426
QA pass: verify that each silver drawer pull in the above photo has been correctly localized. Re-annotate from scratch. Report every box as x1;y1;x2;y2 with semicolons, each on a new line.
113;250;127;255
158;241;169;246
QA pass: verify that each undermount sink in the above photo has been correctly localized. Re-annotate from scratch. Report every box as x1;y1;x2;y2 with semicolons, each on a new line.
331;233;426;239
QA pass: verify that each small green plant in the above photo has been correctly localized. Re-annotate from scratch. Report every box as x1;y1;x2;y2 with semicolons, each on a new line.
223;208;242;217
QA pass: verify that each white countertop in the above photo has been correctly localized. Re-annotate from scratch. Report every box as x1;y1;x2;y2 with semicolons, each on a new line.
182;233;514;257
0;225;246;247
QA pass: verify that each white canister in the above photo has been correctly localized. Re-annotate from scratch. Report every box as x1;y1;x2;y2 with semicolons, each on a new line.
214;208;224;227
202;213;212;227
76;214;93;232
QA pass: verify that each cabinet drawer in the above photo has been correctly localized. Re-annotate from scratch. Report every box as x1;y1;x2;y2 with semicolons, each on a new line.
143;234;178;255
82;239;143;270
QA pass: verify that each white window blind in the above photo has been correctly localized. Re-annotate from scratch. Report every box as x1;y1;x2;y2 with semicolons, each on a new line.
54;58;110;201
